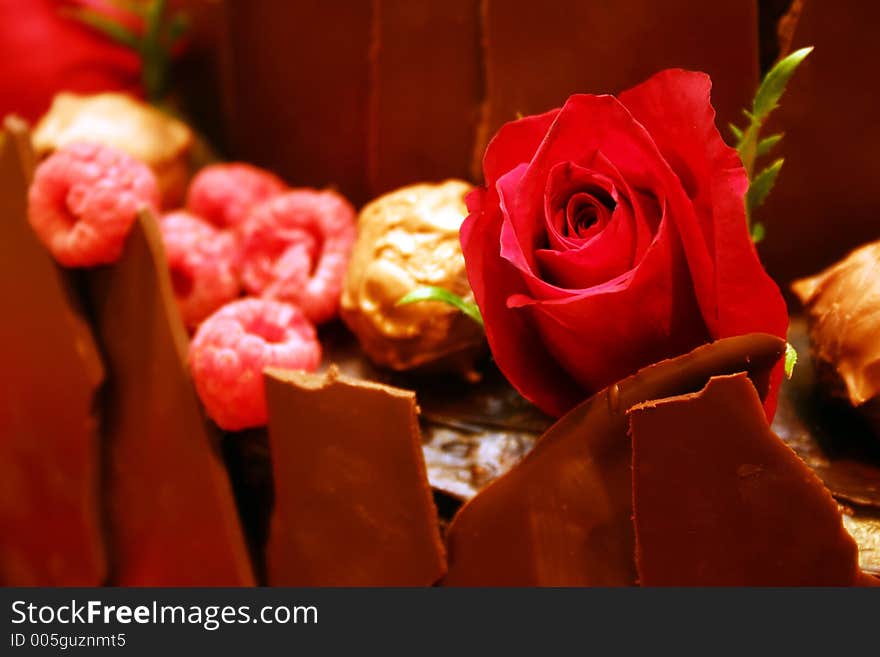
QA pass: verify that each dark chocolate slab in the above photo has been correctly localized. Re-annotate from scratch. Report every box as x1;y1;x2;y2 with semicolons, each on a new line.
631;373;861;586
478;0;759;173
264;367;446;586
87;210;254;586
0;118;106;585
369;0;481;196
443;334;784;586
221;1;372;204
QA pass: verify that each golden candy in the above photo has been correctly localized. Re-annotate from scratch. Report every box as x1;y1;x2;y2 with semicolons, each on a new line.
33;92;193;208
341;180;484;377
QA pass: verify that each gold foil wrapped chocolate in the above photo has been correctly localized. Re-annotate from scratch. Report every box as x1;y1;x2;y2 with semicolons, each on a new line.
33;92;194;207
793;241;880;415
341;180;484;377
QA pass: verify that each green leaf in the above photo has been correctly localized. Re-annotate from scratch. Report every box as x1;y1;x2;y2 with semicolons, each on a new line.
396;286;484;328
757;133;783;158
728;123;744;143
746;158;784;215
752;47;814;120
63;7;140;50
784;342;798;379
750;222;766;244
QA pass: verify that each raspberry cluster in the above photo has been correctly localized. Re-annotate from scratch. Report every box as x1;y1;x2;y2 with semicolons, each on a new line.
28;142;159;267
28;149;357;432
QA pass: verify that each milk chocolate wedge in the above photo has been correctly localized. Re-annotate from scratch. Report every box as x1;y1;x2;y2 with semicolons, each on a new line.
264;367;446;586
630;373;863;586
87;210;254;585
0;118;106;585
443;334;785;586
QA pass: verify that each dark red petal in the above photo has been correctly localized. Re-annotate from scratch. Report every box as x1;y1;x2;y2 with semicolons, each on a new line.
460;188;583;416
536;201;637;290
482;108;560;188
518;218;710;397
542;161;617;250
620;69;789;417
510;95;681;274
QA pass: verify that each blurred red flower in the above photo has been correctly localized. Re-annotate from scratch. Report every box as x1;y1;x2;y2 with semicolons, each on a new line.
0;0;143;122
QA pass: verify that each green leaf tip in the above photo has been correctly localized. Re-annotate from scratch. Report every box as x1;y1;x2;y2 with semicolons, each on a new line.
784;342;798;379
750;222;766;244
752;46;814;120
757;134;783;158
746;158;784;216
396;286;484;328
734;45;812;243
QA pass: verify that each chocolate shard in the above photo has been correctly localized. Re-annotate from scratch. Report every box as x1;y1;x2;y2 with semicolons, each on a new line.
368;1;482;196
88;210;254;585
477;0;758;173
264;366;446;586
630;373;862;586
221;1;372;204
792;243;880;420
442;334;785;586
0;118;106;585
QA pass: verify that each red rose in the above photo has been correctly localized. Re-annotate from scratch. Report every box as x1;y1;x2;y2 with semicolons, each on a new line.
0;0;142;122
461;69;788;418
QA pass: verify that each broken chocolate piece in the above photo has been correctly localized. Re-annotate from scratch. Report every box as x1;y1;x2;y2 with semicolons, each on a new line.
443;334;784;586
88;210;254;585
630;373;862;586
0;118;106;585
792;243;880;432
264;367;446;586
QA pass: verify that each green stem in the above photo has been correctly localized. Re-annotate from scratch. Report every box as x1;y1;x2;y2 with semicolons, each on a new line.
396;287;484;328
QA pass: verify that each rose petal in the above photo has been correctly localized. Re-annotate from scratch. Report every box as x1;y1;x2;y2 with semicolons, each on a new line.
535;198;638;289
542;160;617;250
483;108;560;188
461;187;583;415
525;218;710;396
509;95;699;277
535;155;665;290
619;69;789;416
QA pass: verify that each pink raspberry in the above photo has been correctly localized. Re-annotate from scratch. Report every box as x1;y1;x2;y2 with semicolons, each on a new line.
159;211;241;330
28;142;160;267
186;163;286;229
188;298;322;430
239;189;356;324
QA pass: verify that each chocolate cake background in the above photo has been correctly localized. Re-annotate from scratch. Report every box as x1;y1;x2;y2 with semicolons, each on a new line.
173;0;880;289
4;0;880;585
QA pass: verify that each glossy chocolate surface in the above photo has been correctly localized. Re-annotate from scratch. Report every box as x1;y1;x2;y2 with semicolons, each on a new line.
87;211;254;585
264;367;446;586
443;334;785;586
631;373;861;586
0;118;106;585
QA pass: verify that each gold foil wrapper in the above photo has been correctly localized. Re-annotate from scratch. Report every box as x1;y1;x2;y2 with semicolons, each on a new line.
341;180;484;377
33;92;194;208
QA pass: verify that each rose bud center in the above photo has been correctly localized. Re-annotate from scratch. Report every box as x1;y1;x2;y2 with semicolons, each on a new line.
565;188;616;240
